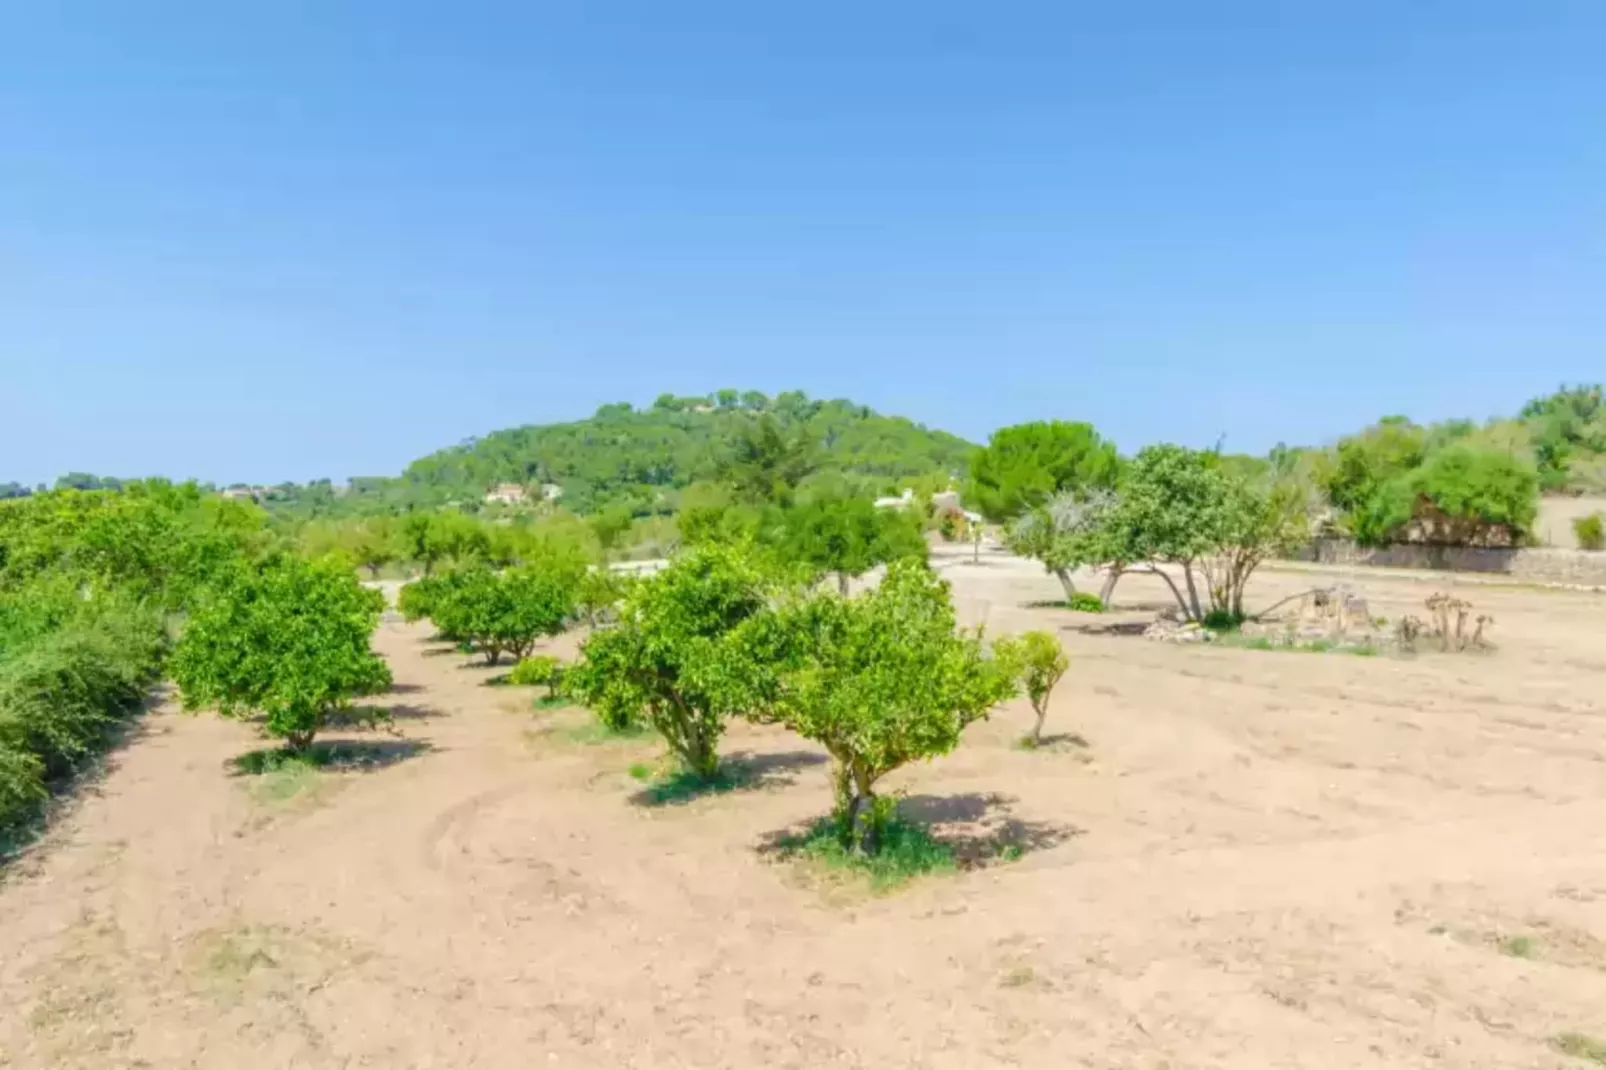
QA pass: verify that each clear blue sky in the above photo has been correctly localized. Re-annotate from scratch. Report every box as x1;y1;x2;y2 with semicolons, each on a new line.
4;2;1603;486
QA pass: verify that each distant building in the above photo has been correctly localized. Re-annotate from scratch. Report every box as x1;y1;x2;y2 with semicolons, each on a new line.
221;485;263;502
484;483;528;505
874;488;917;509
540;483;564;502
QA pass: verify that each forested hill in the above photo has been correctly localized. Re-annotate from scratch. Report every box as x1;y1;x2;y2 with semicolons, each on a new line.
397;390;973;515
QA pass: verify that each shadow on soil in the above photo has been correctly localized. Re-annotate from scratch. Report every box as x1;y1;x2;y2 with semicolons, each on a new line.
228;738;434;777
1061;618;1152;638
756;790;1081;872
896;792;1082;866
629;749;828;808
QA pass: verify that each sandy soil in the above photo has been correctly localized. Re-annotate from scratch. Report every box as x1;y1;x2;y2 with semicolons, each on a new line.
4;557;1606;1069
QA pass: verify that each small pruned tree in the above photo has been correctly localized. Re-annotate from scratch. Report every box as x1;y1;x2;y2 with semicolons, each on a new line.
427;555;583;665
736;560;1018;853
171;555;392;751
780;495;927;594
564;545;769;780
993;631;1068;747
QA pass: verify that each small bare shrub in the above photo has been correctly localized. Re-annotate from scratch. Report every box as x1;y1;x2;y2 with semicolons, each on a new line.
1422;592;1492;652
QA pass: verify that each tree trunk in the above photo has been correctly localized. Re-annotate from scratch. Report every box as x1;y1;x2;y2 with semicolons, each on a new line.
1031;702;1048;746
1144;566;1194;621
1053;568;1078;602
1182;564;1204;620
1098;567;1122;607
837;571;850;596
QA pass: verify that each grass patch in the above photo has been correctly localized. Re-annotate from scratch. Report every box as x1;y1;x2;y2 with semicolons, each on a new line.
1554;1033;1606;1064
557;719;651;746
771;816;957;894
1500;934;1538;959
1025;595;1104;613
533;693;574;712
228;740;427;806
1213;633;1379;657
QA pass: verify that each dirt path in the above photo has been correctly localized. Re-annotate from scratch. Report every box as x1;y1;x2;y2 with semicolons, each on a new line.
4;566;1606;1068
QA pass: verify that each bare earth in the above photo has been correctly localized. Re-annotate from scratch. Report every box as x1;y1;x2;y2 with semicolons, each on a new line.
4;555;1606;1069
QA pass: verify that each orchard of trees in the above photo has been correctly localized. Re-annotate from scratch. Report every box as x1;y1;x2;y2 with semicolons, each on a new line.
6;381;1603;862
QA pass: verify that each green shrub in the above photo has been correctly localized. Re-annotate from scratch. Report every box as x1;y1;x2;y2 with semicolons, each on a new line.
1575;512;1605;551
1066;592;1104;613
0;607;166;839
171;555;391;750
508;654;563;694
566;545;769;776
993;630;1069;746
1201;608;1246;632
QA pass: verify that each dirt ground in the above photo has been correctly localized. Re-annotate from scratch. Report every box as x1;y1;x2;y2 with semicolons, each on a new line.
4;555;1606;1069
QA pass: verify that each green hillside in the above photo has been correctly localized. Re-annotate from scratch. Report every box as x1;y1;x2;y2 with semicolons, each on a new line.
385;390;971;516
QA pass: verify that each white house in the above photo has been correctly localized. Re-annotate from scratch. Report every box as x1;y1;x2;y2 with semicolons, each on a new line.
484;483;528;505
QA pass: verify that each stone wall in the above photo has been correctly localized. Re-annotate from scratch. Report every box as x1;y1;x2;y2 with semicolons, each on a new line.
1296;537;1606;586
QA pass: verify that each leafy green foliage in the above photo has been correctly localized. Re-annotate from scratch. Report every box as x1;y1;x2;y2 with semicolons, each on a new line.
421;553;583;665
1575;513;1605;551
1066;592;1104;613
993;631;1068;746
171;555;392;750
771;814;957;893
508;654;563;695
966;421;1120;522
737;560;1017;853
1005;489;1117;601
717;413;820;506
1099;445;1307;621
1408;444;1539;545
779;495;928;593
565;546;770;777
1521;384;1606;492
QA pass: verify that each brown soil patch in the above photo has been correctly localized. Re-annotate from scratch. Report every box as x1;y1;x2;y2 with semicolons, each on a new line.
4;560;1606;1068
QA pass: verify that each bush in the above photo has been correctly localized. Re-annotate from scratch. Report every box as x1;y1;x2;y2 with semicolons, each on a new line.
992;631;1068;746
508;654;563;694
565;545;769;777
423;555;583;665
1575;513;1605;551
0;607;166;838
171;555;392;750
736;560;1018;853
1066;592;1104;613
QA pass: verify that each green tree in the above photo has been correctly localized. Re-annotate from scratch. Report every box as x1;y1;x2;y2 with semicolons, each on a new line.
780;496;927;594
737;560;1017;853
717;414;818;505
1005;488;1118;602
171;556;392;750
1099;445;1305;622
1410;444;1539;545
564;546;768;779
965;421;1120;522
343;515;398;578
993;631;1068;747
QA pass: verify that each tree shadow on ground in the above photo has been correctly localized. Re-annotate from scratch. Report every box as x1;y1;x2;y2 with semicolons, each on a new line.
387;682;427;695
1061;619;1151;637
1018;731;1089;751
895;792;1082;867
227;738;434;777
628;749;827;808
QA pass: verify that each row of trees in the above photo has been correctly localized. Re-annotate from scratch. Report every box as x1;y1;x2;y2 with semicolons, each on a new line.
0;483;285;840
554;551;1041;854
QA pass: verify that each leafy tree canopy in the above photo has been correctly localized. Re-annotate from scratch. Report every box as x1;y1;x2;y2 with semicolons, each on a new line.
966;421;1120;522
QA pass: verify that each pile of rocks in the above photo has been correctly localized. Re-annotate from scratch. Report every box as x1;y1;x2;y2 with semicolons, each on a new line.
1143;619;1215;644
